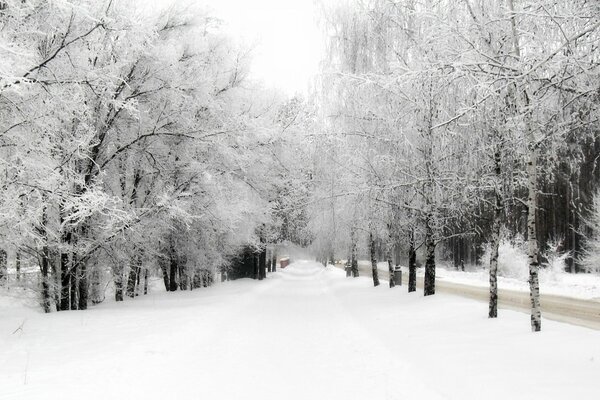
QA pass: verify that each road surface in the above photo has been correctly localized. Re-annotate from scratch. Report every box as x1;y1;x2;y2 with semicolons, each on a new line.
340;263;600;330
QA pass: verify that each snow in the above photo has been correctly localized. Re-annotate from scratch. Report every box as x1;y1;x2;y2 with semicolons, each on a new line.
2;261;599;399
370;261;600;300
432;265;600;300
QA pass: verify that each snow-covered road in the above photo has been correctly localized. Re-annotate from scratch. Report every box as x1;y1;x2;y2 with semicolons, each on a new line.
348;263;600;330
2;261;599;399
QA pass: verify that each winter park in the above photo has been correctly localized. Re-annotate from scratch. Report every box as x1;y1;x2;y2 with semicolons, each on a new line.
1;0;600;399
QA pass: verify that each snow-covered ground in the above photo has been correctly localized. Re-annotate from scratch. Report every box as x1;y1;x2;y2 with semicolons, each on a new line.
2;261;599;399
434;265;600;300
371;261;600;300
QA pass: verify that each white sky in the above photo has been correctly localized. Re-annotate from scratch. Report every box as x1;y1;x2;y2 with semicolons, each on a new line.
153;0;324;95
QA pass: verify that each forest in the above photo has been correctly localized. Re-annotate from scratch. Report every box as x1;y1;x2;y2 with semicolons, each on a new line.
1;0;600;334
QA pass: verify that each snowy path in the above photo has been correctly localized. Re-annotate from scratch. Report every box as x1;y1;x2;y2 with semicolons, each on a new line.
350;263;600;330
2;261;600;399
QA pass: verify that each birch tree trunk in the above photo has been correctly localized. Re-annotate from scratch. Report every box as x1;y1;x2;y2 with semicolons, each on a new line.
527;124;542;332
489;145;502;318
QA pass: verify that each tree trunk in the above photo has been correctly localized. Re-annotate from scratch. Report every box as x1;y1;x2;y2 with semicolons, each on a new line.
253;253;259;279
16;252;21;282
527;128;542;332
70;258;78;310
423;214;436;296
351;228;359;277
346;256;352;277
169;252;178;292
178;263;187;291
59;250;70;311
259;245;267;280
387;226;394;288
159;256;170;291
91;265;104;305
143;269;149;295
489;145;503;318
51;252;60;309
40;247;52;313
126;258;139;298
78;259;88;310
0;249;6;283
408;229;417;293
272;250;277;273
388;257;395;288
114;263;124;302
370;232;380;287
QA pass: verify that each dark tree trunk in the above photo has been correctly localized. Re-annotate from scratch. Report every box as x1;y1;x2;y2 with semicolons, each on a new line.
0;249;6;283
408;229;417;293
370;232;380;287
59;250;70;311
78;259;88;310
272;251;277;273
193;271;203;289
50;252;60;309
70;259;78;310
423;215;436;296
159;256;170;291
16;252;21;282
114;263;124;302
143;269;149;295
169;253;178;292
40;247;52;313
351;228;359;277
387;226;394;288
253;253;259;280
202;270;212;287
178;267;186;290
126;260;139;298
259;243;267;280
267;256;272;273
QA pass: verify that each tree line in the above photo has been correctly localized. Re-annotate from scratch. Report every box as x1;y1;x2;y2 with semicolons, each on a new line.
305;0;600;332
0;0;303;311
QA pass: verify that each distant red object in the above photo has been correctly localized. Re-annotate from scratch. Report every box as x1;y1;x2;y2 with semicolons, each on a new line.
280;257;290;268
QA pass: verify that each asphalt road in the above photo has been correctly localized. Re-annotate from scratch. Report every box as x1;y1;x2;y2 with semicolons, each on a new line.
338;263;600;330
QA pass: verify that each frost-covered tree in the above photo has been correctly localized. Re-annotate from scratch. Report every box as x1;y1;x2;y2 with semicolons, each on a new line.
0;0;293;311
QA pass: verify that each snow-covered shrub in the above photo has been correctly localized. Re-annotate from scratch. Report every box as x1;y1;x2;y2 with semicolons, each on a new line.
581;190;600;273
481;236;529;280
540;239;569;283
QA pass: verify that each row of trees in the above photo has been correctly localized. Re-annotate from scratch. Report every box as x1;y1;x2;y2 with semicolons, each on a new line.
0;1;302;311
305;0;600;332
2;1;600;335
